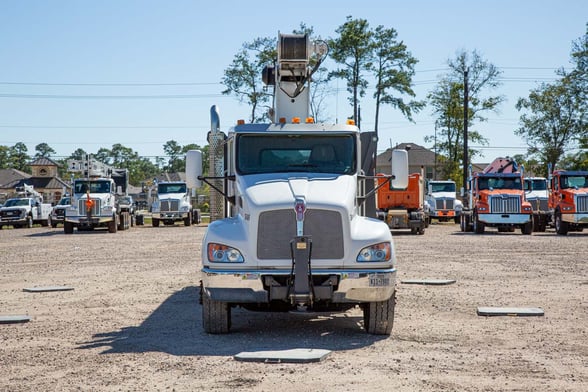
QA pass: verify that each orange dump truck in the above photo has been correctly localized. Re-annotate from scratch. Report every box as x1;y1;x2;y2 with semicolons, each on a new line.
376;172;427;235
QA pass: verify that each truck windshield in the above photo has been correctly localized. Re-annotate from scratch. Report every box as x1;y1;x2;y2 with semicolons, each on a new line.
158;183;186;194
479;176;522;190
74;181;111;193
530;179;547;191
4;199;29;207
431;183;456;193
561;176;588;189
236;134;356;175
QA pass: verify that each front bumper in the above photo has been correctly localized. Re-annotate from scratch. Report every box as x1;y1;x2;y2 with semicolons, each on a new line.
65;216;114;226
478;213;532;225
155;211;189;220
201;267;396;304
561;212;588;224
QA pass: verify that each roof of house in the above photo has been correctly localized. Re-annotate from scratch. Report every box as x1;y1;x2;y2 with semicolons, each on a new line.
0;168;31;188
154;172;186;182
29;156;60;166
376;142;436;168
8;177;70;190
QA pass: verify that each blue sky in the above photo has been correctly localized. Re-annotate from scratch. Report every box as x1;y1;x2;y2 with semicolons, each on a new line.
0;0;586;162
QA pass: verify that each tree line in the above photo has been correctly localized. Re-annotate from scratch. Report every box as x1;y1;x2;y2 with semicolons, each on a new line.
0;141;208;187
2;19;586;189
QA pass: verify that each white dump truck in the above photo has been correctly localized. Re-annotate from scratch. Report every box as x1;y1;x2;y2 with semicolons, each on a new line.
186;33;408;335
0;184;51;229
150;181;193;227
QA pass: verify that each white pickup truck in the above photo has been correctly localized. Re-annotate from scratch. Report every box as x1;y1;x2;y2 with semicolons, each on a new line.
0;185;51;229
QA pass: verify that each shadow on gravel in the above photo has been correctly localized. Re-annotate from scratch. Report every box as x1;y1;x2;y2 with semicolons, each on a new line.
77;286;388;356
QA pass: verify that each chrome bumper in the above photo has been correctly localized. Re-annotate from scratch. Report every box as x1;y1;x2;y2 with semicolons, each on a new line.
201;267;396;303
479;213;532;225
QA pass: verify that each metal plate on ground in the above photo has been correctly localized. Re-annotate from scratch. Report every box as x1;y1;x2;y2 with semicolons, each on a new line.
477;307;544;317
234;348;331;363
23;286;74;293
0;315;31;324
401;279;456;285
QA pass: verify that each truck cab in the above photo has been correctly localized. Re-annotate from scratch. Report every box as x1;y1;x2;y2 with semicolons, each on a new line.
549;170;588;235
425;180;462;224
150;181;193;227
461;158;533;234
524;177;549;232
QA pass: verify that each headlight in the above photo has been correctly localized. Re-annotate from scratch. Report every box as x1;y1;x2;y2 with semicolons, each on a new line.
208;243;244;263
357;242;391;262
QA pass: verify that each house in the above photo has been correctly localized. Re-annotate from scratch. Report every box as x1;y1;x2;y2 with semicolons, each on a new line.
376;143;437;179
0;157;70;205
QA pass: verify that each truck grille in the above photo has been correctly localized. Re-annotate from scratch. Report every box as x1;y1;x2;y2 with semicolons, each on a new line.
528;198;548;212
576;195;588;213
1;209;24;219
257;209;344;260
160;199;179;212
489;195;520;213
78;199;101;215
435;198;455;210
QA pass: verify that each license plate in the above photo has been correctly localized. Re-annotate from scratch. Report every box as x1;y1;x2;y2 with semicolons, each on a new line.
369;274;390;287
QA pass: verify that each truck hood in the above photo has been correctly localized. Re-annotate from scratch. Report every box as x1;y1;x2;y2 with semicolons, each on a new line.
429;191;456;199
240;173;355;213
157;193;187;200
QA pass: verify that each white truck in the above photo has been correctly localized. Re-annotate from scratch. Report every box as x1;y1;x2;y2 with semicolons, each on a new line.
0;184;51;229
64;157;132;234
186;33;408;335
524;176;549;232
425;180;462;224
150;181;193;227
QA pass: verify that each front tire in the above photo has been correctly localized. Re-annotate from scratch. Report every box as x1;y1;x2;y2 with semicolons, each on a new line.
473;213;485;234
363;293;396;335
521;220;533;235
202;294;231;334
64;221;74;234
555;211;569;235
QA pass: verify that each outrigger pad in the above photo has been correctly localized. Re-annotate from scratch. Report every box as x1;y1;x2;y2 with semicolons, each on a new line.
477;307;544;317
234;348;331;363
0;315;31;324
401;279;456;285
23;286;74;293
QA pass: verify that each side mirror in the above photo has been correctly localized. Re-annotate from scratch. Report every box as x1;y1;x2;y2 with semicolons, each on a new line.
186;150;203;189
390;149;408;190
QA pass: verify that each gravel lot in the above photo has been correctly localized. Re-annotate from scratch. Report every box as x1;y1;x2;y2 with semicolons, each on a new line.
1;222;587;391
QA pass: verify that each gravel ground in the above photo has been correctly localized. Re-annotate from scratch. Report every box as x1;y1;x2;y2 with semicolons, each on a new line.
0;222;587;391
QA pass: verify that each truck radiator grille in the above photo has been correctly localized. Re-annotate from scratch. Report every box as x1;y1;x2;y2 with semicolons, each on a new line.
257;209;344;260
489;195;520;213
529;198;548;212
78;199;101;215
576;195;588;213
435;198;455;210
160;199;179;212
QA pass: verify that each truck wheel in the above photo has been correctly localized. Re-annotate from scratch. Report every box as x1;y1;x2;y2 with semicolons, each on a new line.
64;221;74;234
555;211;569;235
521;221;533;235
108;217;118;233
363;292;396;335
152;218;159;227
202;294;231;334
473;214;485;234
184;212;192;226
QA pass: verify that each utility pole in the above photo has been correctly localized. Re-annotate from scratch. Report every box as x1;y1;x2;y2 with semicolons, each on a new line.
462;69;469;207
